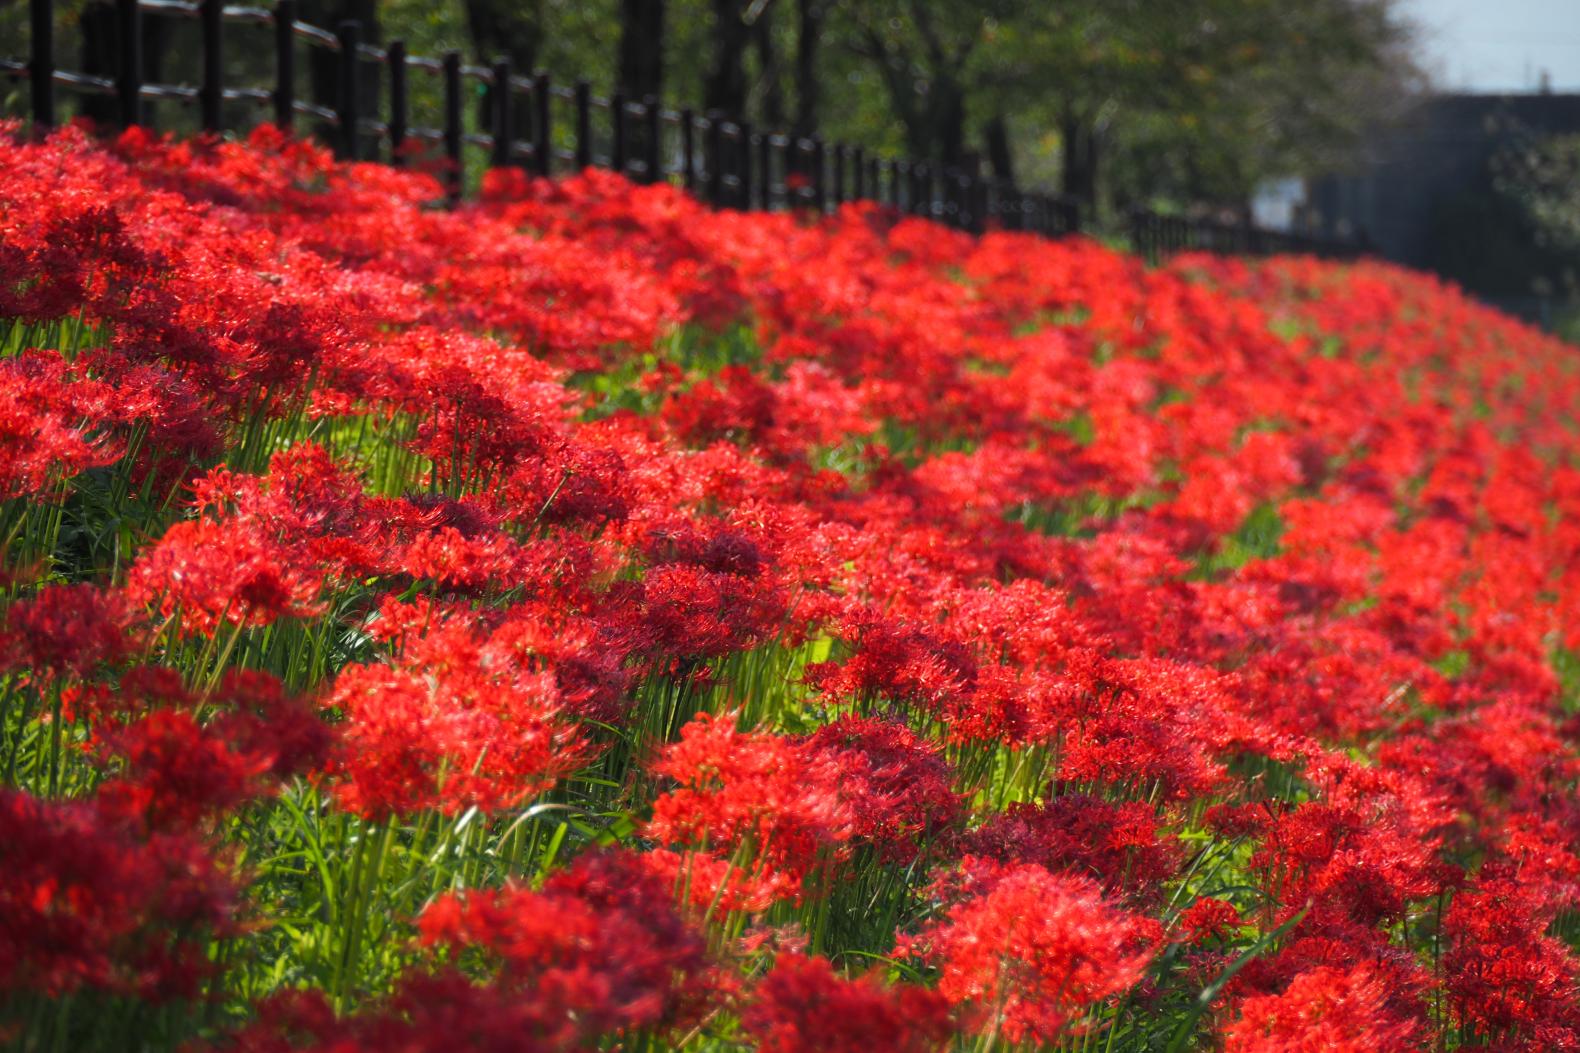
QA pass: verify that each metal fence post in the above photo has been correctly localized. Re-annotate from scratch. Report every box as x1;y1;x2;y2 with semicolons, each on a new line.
490;57;511;167
811;137;825;213
30;0;54;127
116;0;141;127
274;0;295;130
643;95;660;183
573;80;591;169
533;70;551;177
680;108;695;191
200;0;223;131
387;39;406;164
738;122;753;207
335;20;360;159
756;127;770;208
610;91;626;174
442;50;462;202
705;112;723;206
773;134;788;210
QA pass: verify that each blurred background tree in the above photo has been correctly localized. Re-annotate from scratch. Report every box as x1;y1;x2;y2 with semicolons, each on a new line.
2;0;1419;219
1425;124;1580;334
1495;131;1580;261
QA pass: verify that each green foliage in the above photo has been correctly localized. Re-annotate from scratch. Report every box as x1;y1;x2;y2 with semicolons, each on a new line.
2;0;1421;216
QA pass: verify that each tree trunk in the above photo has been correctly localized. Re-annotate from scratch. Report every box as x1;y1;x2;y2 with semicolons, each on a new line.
619;0;665;99
704;0;751;119
620;0;666;173
79;1;175;127
462;0;542;151
984;112;1015;186
869;59;964;169
462;0;542;69
754;10;785;128
1062;112;1099;209
297;0;379;150
931;72;966;170
792;0;823;137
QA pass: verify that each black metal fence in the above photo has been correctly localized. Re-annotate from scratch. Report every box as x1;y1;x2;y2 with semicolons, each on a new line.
1126;207;1368;264
2;0;1363;259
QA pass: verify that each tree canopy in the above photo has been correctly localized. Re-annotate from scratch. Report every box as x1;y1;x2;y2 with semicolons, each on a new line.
3;0;1422;212
424;0;1419;210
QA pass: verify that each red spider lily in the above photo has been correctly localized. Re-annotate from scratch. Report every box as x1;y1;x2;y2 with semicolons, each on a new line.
94;670;330;832
323;624;584;818
1444;877;1580;1047
5;118;1580;1053
1222;963;1424;1052
902;860;1160;1044
963;794;1181;904
805;716;963;864
0;352;124;500
214;850;719;1052
1177;897;1245;944
647;713;853;911
0;788;238;1000
417;850;719;1043
1246;798;1448;929
0;583;135;679
804;610;979;716
126;516;325;637
743;951;953;1053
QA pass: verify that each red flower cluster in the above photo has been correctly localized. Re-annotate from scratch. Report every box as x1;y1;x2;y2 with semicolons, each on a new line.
902;860;1160;1044
324;622;584;818
743;951;952;1053
2;120;1580;1050
1222;962;1423;1052
222;851;717;1052
0;788;237;1000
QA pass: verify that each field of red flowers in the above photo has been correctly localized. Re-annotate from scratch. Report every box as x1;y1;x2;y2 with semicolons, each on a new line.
2;121;1579;1052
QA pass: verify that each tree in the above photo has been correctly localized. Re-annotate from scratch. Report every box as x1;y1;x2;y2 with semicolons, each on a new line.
792;0;829;136
955;0;1420;212
1494;131;1580;259
704;0;752;118
459;0;542;151
1119;0;1419;210
983;111;1015;185
753;5;787;127
620;0;666;100
8;0;1420;223
1432;127;1580;303
832;0;1016;169
463;0;544;71
77;0;178;127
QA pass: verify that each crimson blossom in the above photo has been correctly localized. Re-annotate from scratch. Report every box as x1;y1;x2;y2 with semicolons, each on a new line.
902;859;1160;1044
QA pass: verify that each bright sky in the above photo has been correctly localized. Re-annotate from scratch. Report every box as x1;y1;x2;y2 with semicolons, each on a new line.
1401;0;1580;91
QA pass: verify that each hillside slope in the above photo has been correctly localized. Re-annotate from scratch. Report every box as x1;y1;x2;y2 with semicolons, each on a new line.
3;124;1579;1052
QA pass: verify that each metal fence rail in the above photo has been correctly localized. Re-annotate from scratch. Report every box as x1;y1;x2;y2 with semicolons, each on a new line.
3;0;1362;258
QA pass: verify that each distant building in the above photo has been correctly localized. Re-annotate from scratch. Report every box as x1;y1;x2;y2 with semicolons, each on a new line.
1304;91;1580;266
1295;91;1580;324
